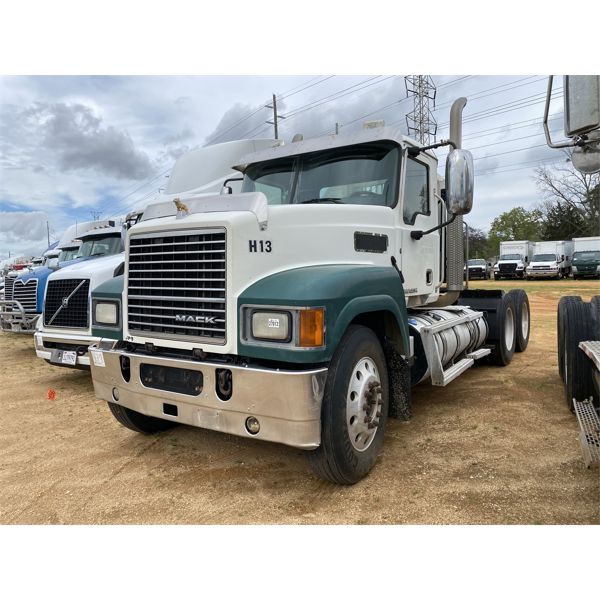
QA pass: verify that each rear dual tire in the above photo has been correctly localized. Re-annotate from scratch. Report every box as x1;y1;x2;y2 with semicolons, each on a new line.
558;296;599;411
489;293;517;366
507;289;530;352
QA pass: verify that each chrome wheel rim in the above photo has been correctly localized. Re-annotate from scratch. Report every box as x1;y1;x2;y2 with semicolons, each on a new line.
505;307;515;351
346;357;382;452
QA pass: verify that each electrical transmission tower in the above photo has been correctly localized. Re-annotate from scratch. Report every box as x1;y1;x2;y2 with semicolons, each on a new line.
404;76;437;144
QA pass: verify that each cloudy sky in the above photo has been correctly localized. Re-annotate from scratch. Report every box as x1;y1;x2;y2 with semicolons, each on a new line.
0;73;568;260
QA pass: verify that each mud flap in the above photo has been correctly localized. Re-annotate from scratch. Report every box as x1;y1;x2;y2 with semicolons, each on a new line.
384;340;411;421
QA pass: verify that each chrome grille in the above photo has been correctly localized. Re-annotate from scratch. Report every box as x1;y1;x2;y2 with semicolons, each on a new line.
127;229;227;343
44;279;90;328
499;263;517;273
4;275;16;300
13;278;38;312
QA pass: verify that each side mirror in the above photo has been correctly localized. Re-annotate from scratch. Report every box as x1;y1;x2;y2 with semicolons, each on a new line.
564;76;600;137
561;254;565;261
47;258;59;270
445;149;474;216
221;176;243;195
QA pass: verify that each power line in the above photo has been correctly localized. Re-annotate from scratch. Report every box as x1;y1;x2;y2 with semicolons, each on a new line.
279;76;335;100
282;76;389;119
208;77;337;145
249;76;398;140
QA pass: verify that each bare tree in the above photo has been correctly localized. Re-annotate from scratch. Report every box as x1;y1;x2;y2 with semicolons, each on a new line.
535;151;600;235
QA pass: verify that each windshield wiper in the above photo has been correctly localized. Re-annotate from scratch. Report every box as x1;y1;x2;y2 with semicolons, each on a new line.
299;197;344;204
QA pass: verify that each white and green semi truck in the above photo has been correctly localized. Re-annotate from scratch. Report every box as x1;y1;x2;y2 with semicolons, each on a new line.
87;99;531;484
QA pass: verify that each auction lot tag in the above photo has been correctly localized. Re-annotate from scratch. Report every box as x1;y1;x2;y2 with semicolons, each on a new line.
61;351;77;365
91;350;105;367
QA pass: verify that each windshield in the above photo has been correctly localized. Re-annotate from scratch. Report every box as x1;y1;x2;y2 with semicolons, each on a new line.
499;254;522;260
58;249;80;262
242;142;400;207
75;235;123;259
573;251;600;260
532;254;557;261
468;259;486;266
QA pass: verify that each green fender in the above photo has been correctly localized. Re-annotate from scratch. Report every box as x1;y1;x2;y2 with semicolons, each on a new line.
91;275;124;340
237;264;409;364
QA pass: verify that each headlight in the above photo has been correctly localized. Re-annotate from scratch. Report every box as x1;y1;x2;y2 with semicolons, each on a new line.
516;265;524;270
572;266;578;272
596;265;600;273
93;300;119;326
251;311;291;341
243;306;325;348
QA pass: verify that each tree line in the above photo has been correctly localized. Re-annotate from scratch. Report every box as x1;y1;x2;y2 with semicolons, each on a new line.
467;152;600;259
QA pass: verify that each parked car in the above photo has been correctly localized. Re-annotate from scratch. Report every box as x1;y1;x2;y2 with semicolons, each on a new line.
465;258;491;280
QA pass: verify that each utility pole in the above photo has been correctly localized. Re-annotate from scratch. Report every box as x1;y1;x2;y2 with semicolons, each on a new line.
90;210;101;221
266;93;285;140
335;122;339;135
404;75;438;144
46;221;50;247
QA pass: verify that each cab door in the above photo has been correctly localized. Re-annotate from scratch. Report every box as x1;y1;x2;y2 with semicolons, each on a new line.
397;152;440;302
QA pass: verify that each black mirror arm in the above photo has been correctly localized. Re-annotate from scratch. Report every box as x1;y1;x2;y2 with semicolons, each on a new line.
407;139;457;157
411;213;456;240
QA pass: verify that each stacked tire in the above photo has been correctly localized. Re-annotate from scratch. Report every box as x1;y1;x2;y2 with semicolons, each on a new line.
557;295;600;411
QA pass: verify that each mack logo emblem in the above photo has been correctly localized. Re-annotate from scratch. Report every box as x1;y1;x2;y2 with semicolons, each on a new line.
175;315;218;324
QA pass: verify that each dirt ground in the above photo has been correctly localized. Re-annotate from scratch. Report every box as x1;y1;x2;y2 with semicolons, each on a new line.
0;279;598;524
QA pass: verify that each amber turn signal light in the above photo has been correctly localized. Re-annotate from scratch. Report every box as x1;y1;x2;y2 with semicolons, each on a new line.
299;308;325;347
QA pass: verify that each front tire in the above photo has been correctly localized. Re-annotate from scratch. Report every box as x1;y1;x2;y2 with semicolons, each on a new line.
309;325;389;485
108;402;177;434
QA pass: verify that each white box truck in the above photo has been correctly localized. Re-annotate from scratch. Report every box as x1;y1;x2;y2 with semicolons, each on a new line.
526;240;574;279
494;241;534;279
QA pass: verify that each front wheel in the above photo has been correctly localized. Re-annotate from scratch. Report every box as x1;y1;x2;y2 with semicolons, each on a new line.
309;325;389;485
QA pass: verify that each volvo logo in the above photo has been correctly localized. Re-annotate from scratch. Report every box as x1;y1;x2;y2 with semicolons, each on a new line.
175;315;218;325
61;297;70;308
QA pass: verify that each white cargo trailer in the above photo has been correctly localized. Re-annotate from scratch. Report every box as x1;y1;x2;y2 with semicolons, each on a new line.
573;236;600;252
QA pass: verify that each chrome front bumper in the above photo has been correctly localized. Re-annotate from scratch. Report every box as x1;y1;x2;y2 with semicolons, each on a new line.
0;300;40;333
526;270;559;278
34;330;101;366
88;344;328;449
